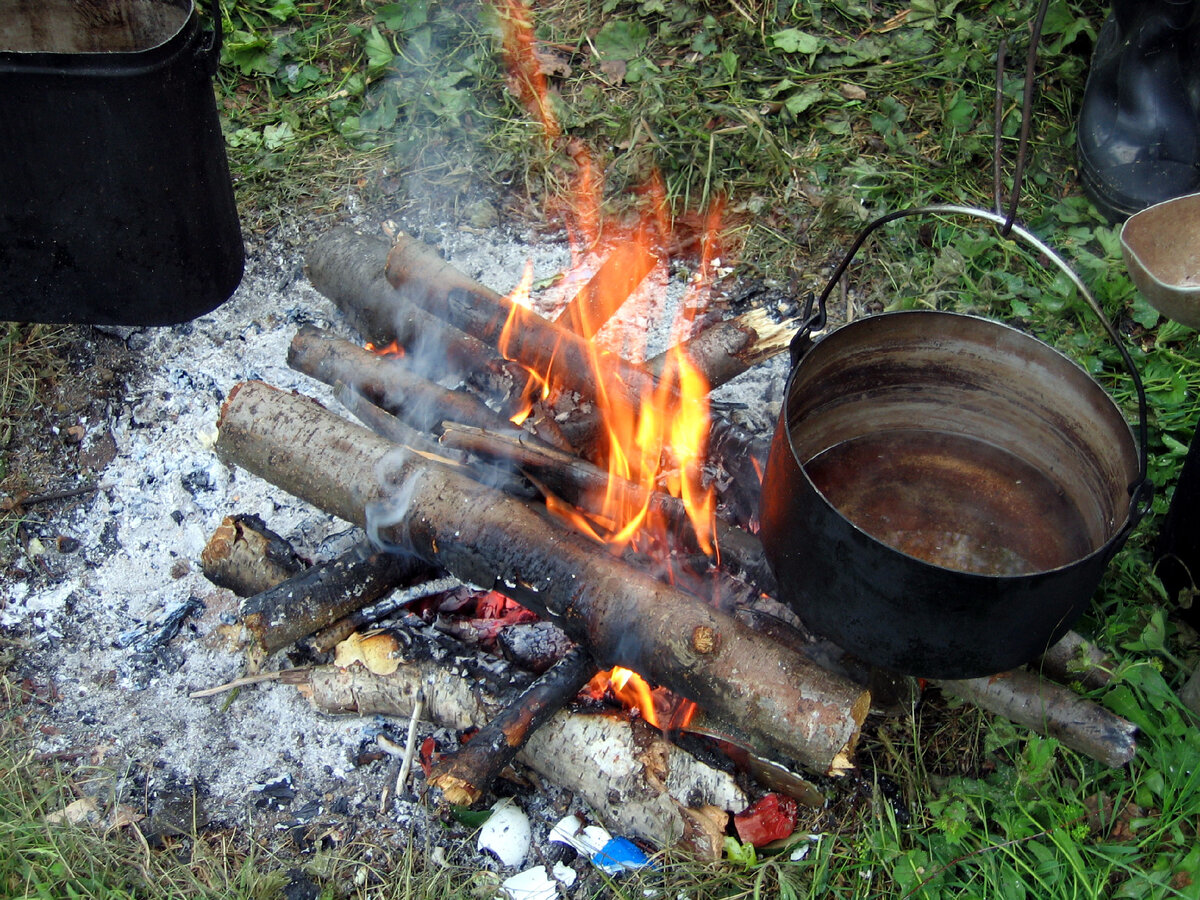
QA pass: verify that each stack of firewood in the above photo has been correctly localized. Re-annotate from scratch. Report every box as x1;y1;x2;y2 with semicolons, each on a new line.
200;224;1139;857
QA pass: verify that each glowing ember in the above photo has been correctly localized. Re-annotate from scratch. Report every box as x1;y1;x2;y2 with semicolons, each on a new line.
364;339;404;358
589;667;658;727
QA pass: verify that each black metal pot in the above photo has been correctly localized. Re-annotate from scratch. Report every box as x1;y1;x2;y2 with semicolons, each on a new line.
759;206;1150;679
0;0;243;325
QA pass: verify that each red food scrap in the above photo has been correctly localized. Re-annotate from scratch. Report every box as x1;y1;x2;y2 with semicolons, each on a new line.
733;793;798;847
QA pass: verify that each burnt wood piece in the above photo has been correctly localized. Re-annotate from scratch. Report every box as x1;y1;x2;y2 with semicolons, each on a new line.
287;325;511;435
200;514;308;597
428;645;597;806
439;422;777;595
216;381;870;774
383;235;769;524
304;225;497;372
293;658;748;857
496;620;575;673
934;669;1138;767
241;542;427;659
645;308;792;390
306;574;461;655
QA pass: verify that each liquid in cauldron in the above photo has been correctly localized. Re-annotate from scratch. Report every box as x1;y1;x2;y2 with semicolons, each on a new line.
801;429;1093;576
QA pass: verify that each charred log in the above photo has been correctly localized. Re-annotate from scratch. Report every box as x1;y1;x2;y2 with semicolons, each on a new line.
240;542;427;659
216;381;869;774
200;514;308;597
645;308;792;390
428;645;597;806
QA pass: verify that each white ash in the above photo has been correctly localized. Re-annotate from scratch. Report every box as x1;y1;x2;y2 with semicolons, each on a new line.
2;213;789;851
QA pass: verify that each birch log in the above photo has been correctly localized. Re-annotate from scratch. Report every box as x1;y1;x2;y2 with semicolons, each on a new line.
215;380;869;774
292;660;748;856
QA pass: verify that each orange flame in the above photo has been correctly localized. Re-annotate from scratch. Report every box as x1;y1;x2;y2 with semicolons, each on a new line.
589;667;658;727
494;0;725;722
365;339;405;358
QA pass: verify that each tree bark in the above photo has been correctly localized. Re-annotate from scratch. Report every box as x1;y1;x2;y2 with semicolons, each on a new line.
645;308;792;390
935;669;1138;767
200;513;308;597
292;659;748;857
428;645;597;806
216;381;869;774
240;542;426;658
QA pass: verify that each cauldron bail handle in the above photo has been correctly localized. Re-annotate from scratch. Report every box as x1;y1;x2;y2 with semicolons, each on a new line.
792;203;1153;526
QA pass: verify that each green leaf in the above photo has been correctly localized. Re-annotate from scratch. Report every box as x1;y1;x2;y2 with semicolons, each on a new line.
784;86;824;116
262;121;295;150
595;19;651;60
448;805;492;828
770;29;821;55
377;0;429;32
723;837;757;867
719;50;738;77
364;26;395;76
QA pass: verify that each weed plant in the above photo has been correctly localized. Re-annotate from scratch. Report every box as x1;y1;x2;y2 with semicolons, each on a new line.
3;0;1199;897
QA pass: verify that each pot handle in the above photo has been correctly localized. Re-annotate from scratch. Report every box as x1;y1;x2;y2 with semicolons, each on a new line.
198;0;224;76
791;203;1153;527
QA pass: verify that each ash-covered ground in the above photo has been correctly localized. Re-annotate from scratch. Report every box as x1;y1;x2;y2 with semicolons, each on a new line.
1;200;795;875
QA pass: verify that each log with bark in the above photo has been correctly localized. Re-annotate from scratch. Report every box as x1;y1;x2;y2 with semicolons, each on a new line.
287;325;513;436
427;644;597;806
383;238;770;522
215;380;870;774
438;422;776;595
291;656;749;857
553;239;660;337
200;513;308;597
304;225;498;373
645;307;793;390
240;541;428;660
934;669;1138;767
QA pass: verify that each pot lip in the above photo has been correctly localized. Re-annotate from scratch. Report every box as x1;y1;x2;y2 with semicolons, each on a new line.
775;308;1140;580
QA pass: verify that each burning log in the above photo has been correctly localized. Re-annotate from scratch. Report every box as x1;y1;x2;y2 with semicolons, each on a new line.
428;645;597;806
304;225;497;372
382;237;769;522
934;670;1138;767
287;325;512;435
293;658;748;856
438;422;776;595
200;513;308;597
645;308;793;390
216;381;869;774
240;542;427;661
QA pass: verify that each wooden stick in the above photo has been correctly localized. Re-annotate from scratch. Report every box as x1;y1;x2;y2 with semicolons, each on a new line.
215;381;869;774
438;422;776;595
384;235;769;523
645;308;793;390
307;574;461;655
934;669;1138;767
293;659;747;857
287;325;512;435
1035;630;1114;691
428;645;597;805
240;542;427;658
304;225;497;372
200;514;308;597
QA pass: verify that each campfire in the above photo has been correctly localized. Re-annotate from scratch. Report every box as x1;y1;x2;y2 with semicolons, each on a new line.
173;0;1138;866
196;201;1139;859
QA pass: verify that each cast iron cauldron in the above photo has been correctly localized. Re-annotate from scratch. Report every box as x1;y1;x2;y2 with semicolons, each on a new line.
759;206;1151;679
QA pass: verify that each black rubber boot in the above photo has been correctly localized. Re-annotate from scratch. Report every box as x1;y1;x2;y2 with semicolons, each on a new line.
1077;0;1200;222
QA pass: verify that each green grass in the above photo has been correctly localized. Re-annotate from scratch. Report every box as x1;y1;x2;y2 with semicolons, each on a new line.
4;0;1200;896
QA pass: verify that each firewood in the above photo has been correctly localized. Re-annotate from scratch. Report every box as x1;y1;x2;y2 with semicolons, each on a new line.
1036;631;1114;691
438;422;776;595
934;670;1138;767
307;574;461;655
292;658;748;856
287;326;511;435
428;645;597;806
215;381;869;775
304;225;496;372
240;542;428;660
495;620;575;673
645;308;793;390
200;514;308;597
382;237;769;523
